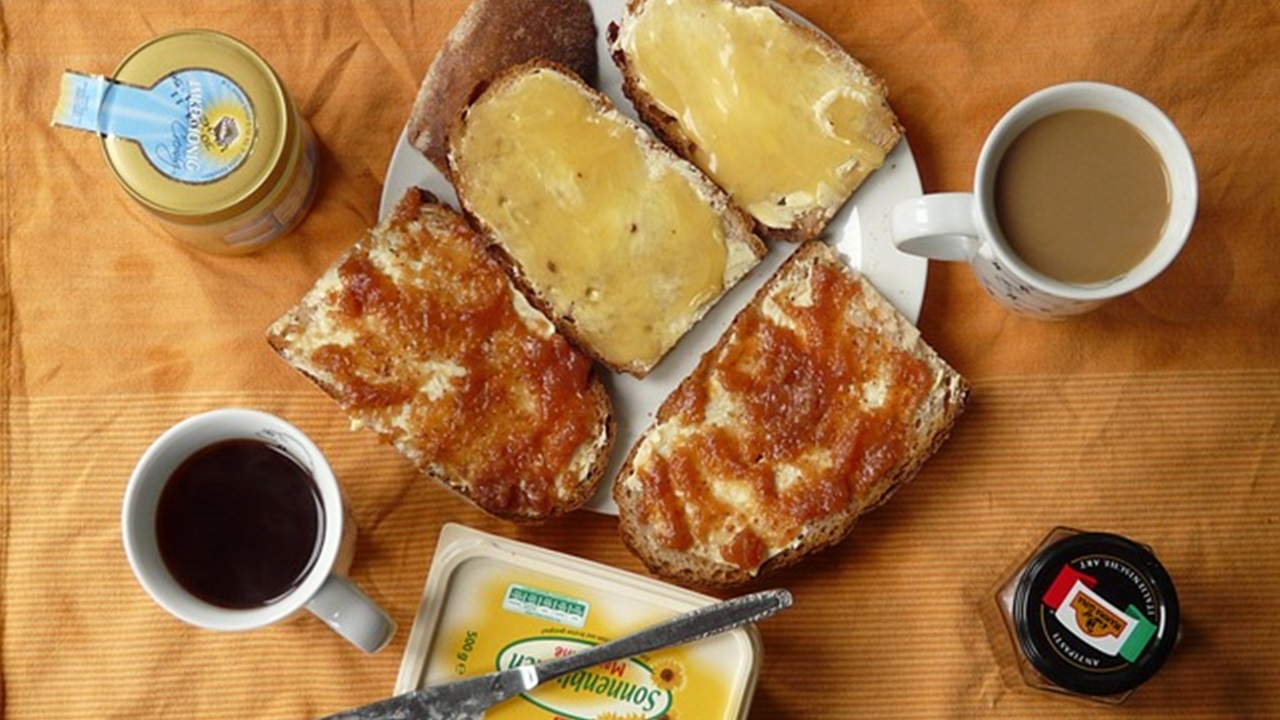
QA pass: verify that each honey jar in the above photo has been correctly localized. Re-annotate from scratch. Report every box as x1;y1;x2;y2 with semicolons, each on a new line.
53;30;318;254
994;527;1180;704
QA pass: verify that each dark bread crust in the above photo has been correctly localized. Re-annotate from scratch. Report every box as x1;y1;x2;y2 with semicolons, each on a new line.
609;0;904;243
447;60;767;378
407;0;597;174
267;188;614;523
614;241;969;588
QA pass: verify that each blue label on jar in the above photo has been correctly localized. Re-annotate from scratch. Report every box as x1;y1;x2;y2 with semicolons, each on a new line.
54;69;256;183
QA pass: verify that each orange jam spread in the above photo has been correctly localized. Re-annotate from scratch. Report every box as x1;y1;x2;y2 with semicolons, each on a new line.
632;261;932;571
307;197;599;517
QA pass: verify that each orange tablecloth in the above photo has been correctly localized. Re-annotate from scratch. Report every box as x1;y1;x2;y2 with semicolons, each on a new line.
4;1;1278;717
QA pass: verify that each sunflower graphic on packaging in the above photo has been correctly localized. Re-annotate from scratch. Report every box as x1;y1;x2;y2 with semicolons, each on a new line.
649;658;687;693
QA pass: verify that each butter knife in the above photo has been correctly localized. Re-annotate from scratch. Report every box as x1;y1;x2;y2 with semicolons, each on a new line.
319;588;793;720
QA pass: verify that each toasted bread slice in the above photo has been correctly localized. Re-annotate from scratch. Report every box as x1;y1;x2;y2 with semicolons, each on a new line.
614;241;968;587
267;189;613;522
610;0;903;242
448;61;767;377
407;0;597;174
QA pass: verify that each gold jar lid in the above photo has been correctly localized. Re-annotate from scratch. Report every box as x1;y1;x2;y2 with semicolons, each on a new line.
103;30;298;225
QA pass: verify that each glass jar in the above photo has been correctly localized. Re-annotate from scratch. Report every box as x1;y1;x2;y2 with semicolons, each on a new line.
55;30;318;254
994;527;1180;704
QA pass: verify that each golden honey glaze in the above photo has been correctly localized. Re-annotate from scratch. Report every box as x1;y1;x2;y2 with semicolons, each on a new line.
452;68;733;371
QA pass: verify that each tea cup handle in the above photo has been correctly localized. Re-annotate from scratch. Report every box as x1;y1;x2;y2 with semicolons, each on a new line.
306;573;396;653
890;193;983;262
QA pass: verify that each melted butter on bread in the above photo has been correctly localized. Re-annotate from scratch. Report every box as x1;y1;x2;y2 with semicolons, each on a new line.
451;63;764;376
614;0;902;239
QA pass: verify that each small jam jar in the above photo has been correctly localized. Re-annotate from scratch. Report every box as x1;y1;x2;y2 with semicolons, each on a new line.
994;528;1180;704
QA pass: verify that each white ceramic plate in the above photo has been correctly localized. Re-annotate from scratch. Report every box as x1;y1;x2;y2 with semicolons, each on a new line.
380;0;926;514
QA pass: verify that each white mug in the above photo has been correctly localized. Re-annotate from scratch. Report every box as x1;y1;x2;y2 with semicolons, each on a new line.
890;82;1197;317
122;408;396;653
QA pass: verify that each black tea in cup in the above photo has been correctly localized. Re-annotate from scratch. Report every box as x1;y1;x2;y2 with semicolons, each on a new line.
155;439;325;609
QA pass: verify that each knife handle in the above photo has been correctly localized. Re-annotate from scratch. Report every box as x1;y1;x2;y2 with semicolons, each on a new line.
532;588;792;683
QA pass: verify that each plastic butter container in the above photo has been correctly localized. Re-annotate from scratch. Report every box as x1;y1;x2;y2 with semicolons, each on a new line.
396;524;762;720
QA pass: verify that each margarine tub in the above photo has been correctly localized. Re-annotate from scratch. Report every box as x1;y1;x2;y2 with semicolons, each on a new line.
397;524;762;720
53;30;318;255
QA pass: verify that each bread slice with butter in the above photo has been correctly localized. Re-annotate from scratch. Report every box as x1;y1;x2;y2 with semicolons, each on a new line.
406;0;597;175
614;241;968;587
448;61;767;377
267;189;614;522
610;0;903;243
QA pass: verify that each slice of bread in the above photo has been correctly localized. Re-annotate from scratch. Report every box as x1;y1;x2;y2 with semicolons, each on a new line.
267;188;614;522
610;0;903;243
614;241;968;587
407;0;597;175
448;61;767;378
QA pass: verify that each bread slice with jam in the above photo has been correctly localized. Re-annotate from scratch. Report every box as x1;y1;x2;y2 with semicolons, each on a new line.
614;241;968;587
267;188;614;522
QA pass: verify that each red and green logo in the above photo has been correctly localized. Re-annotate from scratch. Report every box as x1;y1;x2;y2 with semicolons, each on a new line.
1042;565;1157;663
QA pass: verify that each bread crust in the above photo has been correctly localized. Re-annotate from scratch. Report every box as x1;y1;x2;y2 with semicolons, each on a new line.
447;60;767;378
407;0;597;174
267;188;614;523
614;241;968;588
610;0;904;243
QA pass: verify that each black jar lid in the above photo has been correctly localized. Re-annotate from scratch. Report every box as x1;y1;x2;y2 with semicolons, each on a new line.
1012;531;1179;697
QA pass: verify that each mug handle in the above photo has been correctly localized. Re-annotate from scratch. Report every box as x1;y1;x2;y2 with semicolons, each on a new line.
306;574;397;653
890;193;983;262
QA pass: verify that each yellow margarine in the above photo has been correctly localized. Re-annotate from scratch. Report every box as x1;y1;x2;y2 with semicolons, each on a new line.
397;525;761;720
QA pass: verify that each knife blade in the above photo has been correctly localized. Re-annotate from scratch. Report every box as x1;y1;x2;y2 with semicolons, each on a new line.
319;588;793;720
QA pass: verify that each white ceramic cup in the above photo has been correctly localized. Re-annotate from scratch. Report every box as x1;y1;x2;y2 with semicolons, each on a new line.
122;408;396;653
890;82;1197;317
